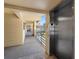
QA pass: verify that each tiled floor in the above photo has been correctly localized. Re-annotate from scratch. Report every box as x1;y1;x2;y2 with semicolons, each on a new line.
4;37;56;59
4;37;45;59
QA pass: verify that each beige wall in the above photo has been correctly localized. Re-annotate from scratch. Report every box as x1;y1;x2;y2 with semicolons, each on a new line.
4;13;24;47
45;13;50;55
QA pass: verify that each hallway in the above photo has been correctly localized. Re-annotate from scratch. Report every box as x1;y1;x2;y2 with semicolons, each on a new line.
4;37;45;59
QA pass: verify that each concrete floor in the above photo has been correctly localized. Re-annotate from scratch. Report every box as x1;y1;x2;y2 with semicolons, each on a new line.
4;37;45;59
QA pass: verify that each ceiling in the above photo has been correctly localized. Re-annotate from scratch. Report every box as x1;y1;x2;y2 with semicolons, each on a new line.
5;8;45;22
13;9;46;22
4;0;62;22
4;0;62;12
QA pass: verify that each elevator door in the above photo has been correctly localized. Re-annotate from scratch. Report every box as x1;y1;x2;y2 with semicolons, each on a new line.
55;18;74;59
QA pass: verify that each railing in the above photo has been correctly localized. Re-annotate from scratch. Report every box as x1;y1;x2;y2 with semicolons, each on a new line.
36;31;46;48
